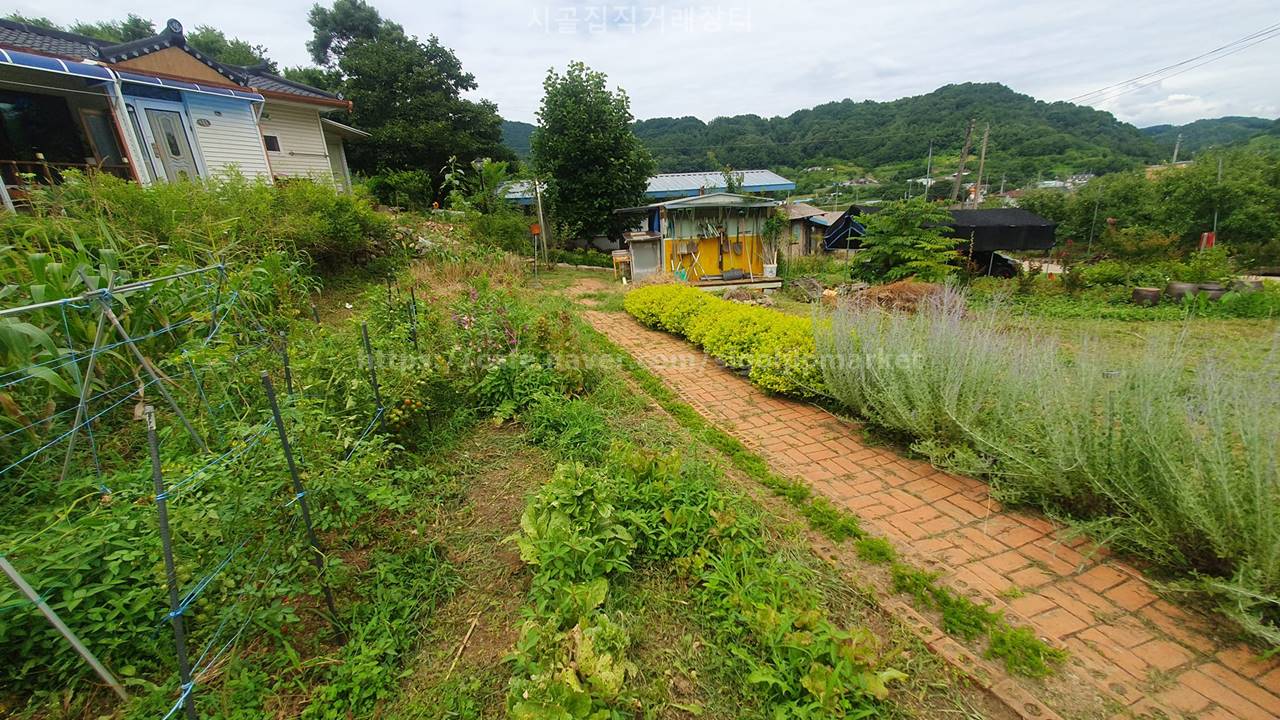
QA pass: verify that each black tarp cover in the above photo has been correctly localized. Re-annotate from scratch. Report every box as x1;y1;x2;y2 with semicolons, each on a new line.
823;206;1056;253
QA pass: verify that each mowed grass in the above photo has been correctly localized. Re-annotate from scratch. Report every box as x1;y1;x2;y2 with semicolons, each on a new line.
991;314;1280;370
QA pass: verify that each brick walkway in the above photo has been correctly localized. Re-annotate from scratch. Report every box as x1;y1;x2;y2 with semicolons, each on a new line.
586;310;1280;720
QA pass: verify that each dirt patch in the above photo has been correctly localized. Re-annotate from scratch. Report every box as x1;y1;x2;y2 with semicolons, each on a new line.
392;426;551;715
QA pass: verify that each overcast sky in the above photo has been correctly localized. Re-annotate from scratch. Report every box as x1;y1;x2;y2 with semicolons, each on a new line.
12;0;1280;127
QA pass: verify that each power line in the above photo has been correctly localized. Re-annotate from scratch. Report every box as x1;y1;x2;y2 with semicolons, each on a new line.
1068;21;1280;104
1083;29;1280;107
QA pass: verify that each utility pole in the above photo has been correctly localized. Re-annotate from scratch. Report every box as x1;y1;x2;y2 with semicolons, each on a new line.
972;124;990;208
923;139;934;201
950;118;975;203
1171;133;1183;164
533;178;548;269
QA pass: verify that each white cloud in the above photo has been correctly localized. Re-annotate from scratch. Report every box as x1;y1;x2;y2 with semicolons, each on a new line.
9;0;1280;126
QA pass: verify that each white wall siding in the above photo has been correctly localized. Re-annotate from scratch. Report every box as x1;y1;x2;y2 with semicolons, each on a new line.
183;94;271;180
258;102;333;181
323;133;350;191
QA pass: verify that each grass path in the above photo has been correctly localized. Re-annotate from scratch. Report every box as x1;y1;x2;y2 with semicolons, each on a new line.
572;280;1280;720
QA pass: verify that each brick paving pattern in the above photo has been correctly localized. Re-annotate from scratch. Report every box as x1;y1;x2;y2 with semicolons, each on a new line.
588;310;1280;720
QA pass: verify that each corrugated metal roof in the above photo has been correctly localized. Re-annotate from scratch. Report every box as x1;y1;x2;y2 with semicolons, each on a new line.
784;202;825;220
657;192;781;209
646;169;794;198
504;170;795;205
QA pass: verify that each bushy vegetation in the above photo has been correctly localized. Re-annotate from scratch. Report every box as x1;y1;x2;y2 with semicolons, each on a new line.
852;199;957;284
1021;139;1280;268
816;286;1280;646
967;268;1280;321
0;178;593;717
10;171;395;273
624;284;824;397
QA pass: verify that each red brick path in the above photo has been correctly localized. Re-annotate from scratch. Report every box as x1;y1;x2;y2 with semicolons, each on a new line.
587;310;1280;720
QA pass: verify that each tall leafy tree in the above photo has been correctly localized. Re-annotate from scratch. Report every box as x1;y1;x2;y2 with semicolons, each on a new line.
187;25;276;70
531;62;654;240
69;14;155;42
305;0;399;66
853;199;958;283
300;1;511;201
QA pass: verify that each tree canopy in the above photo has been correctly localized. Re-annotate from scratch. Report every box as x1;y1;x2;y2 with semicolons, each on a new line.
294;1;512;199
1020;137;1280;268
853;199;958;283
531;62;655;240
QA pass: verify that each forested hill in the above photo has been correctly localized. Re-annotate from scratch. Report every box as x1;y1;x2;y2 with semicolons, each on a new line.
502;84;1269;189
1141;116;1276;157
629;83;1161;184
501;120;535;158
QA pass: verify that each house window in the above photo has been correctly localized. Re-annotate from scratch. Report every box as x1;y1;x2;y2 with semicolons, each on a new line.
263;135;280;152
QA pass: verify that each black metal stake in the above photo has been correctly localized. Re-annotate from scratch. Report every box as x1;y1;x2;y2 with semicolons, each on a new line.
278;332;294;397
407;287;419;353
143;406;199;720
310;303;321;324
260;374;341;635
360;323;384;419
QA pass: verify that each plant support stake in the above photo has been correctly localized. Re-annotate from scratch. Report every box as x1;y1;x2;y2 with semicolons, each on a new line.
260;373;341;635
360;322;384;426
408;287;420;353
143;406;199;720
278;332;294;397
0;556;128;701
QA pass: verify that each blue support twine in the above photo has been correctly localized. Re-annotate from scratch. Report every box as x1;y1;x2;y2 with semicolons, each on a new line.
160;422;274;501
343;407;386;462
0;317;198;389
0;378;159;476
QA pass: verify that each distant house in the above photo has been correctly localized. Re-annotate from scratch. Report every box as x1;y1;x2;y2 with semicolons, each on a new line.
0;17;365;206
615;192;782;288
782;202;825;258
503;169;795;206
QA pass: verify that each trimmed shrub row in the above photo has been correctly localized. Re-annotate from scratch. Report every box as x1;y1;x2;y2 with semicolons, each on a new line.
623;284;825;397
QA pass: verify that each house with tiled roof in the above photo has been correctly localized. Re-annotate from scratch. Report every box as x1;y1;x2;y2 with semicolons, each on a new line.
0;17;365;205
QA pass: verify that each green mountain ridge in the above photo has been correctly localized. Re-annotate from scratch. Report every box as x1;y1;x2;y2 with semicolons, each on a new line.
1141;116;1277;157
501;83;1275;195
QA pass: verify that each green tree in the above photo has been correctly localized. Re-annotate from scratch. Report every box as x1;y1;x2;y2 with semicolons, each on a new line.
69;14;155;42
187;25;275;70
338;31;511;188
853;199;957;283
3;14;60;29
531;62;655;240
305;0;399;66
281;66;344;94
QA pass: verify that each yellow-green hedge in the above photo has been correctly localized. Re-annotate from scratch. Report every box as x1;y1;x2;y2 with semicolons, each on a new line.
624;284;826;398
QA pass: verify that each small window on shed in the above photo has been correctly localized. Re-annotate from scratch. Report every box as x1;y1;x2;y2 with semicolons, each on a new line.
263;135;281;152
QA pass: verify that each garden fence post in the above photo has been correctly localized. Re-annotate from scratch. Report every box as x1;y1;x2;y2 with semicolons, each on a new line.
143;406;199;720
98;299;208;453
278;332;294;397
0;556;129;702
408;287;420;353
260;373;341;636
360;322;385;428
